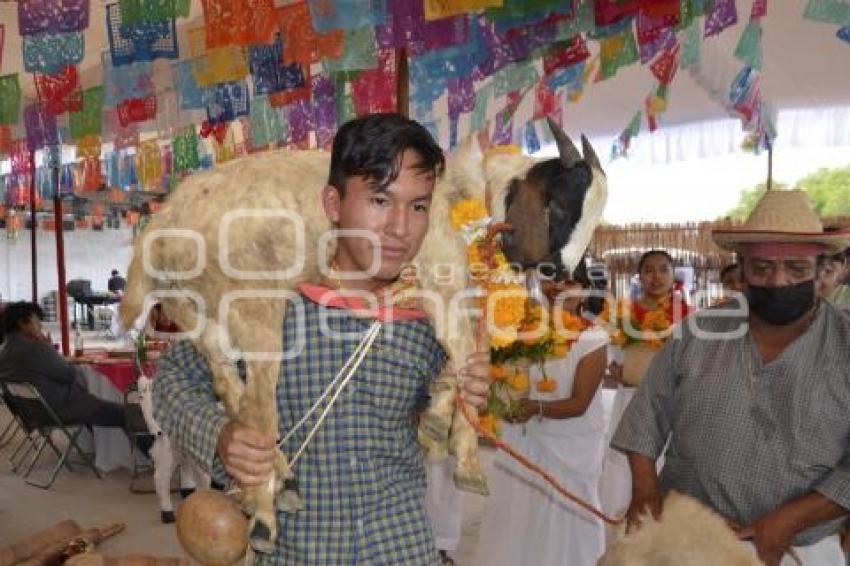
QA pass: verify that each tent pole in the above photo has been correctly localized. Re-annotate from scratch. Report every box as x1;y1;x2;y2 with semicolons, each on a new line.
766;143;773;191
29;150;38;304
396;47;409;118
53;163;69;356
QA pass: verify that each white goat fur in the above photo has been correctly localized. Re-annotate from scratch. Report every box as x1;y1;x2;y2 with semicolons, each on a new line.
137;373;210;520
598;492;762;566
120;144;494;549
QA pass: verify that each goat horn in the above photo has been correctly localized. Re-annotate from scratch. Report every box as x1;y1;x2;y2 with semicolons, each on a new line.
581;134;604;174
546;117;582;168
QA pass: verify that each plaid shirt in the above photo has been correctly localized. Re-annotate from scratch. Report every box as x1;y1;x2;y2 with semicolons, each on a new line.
153;298;448;565
612;301;850;546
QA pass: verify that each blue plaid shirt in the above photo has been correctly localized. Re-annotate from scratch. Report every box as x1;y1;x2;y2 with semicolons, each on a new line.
153;298;448;565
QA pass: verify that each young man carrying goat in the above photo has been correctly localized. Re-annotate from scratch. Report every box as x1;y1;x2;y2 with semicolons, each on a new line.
149;114;490;564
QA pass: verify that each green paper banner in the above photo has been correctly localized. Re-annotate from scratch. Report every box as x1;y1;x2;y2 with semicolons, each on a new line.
734;20;762;70
324;27;378;72
70;86;105;140
804;0;850;26
680;19;702;69
600;26;639;80
0;74;21;126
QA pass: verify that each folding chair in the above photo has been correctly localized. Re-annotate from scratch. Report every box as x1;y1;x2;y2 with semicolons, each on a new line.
0;386;38;472
0;382;102;489
0;394;21;448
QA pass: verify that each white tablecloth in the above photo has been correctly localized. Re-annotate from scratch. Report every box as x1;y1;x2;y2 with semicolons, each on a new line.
78;365;135;473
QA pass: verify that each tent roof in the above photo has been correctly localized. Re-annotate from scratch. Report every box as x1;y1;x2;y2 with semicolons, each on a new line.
0;2;848;140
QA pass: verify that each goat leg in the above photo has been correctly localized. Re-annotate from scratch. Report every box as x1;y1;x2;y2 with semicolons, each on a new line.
238;360;287;555
449;405;489;496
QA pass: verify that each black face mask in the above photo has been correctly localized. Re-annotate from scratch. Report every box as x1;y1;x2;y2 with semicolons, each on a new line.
745;279;816;326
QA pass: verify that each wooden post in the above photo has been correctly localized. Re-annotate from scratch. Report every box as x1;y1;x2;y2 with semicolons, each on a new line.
53;163;70;356
29;150;38;304
766;143;773;191
396;47;409;118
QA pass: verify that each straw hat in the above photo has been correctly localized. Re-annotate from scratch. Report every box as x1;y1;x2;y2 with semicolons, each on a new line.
712;189;850;253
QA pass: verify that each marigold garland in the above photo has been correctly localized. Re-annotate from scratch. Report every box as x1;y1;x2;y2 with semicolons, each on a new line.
452;197;591;434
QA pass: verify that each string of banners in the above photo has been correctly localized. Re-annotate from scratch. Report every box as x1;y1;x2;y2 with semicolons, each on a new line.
2;0;835;229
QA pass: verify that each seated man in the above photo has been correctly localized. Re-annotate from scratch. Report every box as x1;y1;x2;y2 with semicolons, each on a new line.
0;302;125;428
107;269;126;295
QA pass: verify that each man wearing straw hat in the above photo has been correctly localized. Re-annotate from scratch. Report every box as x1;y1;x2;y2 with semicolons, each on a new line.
611;189;850;565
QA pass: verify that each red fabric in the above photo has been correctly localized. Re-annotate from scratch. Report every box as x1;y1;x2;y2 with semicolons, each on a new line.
298;284;430;322
117;96;157;127
90;360;157;394
650;43;679;85
34;65;83;115
594;0;640;27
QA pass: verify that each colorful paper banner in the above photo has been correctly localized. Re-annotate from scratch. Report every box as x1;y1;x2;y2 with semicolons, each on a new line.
22;31;85;74
69;86;104;140
0;74;21;126
107;2;179;67
18;0;90;36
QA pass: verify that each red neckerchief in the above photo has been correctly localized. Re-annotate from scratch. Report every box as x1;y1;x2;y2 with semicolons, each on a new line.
298;283;430;323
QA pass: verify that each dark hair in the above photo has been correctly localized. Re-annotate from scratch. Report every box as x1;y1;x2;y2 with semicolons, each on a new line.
327;114;445;196
720;263;740;279
111;269;119;276
818;251;847;267
637;250;674;273
1;301;44;336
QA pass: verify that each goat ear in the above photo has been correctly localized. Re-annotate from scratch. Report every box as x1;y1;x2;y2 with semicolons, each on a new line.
547;117;581;168
581;134;603;174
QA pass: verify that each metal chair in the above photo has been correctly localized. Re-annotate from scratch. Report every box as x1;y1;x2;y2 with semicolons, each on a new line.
0;395;22;448
0;386;40;472
0;382;102;489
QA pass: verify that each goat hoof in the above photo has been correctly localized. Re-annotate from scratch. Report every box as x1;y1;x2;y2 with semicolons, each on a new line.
453;467;489;496
276;486;303;513
248;517;276;555
180;488;196;499
161;510;176;523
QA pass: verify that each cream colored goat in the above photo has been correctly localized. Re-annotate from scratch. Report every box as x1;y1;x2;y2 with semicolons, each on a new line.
598;492;762;566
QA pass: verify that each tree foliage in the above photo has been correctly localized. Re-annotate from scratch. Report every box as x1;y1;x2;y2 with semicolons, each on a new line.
725;165;850;220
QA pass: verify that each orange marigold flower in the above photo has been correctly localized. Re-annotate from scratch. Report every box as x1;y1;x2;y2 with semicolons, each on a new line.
551;343;569;358
490;326;517;349
536;376;558;392
488;284;527;328
451;198;488;230
508;372;530;392
490;365;509;381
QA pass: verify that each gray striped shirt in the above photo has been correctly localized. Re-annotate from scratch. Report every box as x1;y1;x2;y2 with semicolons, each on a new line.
612;301;850;545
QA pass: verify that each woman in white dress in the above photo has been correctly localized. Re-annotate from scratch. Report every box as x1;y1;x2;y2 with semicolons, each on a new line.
599;250;689;518
473;283;609;566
